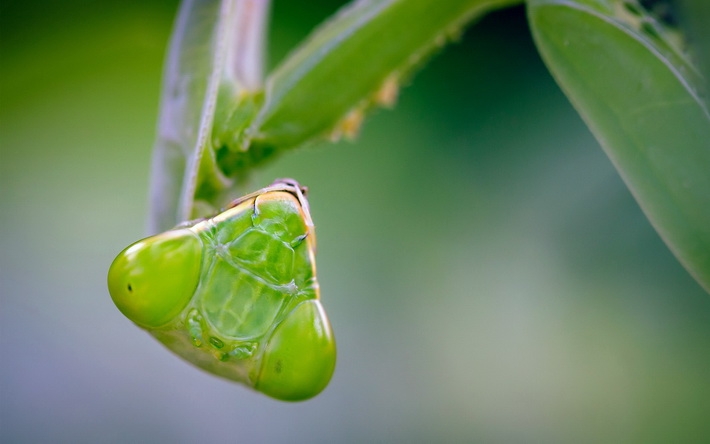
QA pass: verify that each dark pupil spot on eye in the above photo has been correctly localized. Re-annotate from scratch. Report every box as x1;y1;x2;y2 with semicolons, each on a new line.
275;360;282;374
127;283;133;292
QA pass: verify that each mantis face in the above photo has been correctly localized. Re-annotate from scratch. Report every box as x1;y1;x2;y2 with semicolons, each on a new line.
108;180;336;401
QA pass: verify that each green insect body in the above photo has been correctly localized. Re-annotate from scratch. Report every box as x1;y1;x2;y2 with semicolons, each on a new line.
108;179;335;401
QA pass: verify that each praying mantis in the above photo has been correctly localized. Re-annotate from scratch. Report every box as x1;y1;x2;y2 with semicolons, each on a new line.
108;0;709;401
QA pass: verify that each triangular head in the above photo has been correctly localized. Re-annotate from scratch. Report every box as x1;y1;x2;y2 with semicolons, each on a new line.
108;179;336;401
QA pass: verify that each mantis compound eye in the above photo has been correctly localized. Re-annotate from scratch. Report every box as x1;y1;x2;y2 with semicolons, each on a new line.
108;229;202;328
256;300;336;401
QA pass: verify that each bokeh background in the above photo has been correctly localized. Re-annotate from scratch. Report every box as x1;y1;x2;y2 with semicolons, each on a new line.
2;1;709;442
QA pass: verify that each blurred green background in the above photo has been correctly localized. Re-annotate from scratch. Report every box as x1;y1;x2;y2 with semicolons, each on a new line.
2;1;709;442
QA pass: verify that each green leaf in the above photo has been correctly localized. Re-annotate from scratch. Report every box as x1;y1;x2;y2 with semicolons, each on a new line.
679;0;710;97
527;0;710;293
